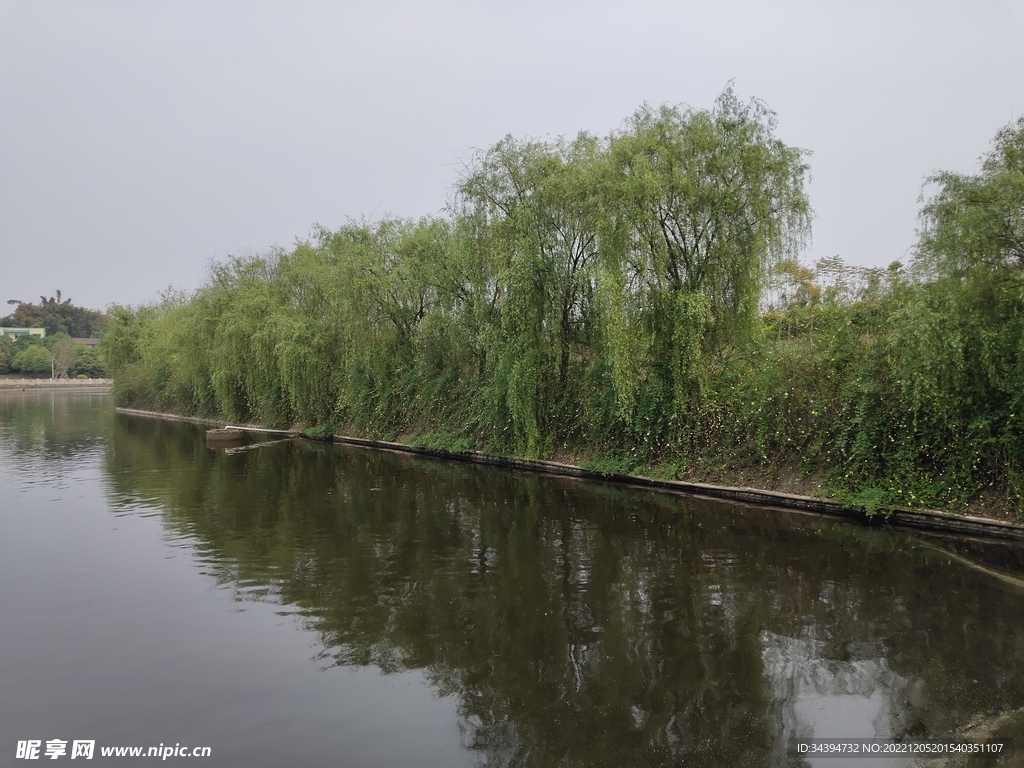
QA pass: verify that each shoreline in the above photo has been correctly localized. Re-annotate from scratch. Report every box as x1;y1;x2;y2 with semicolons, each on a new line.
114;406;1024;543
0;378;113;391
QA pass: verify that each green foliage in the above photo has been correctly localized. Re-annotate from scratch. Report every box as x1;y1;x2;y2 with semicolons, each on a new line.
456;132;605;455
107;101;1024;515
302;425;335;441
596;86;811;438
917;117;1024;276
0;336;11;373
12;345;51;374
12;334;45;354
51;337;80;379
409;429;473;453
70;347;106;378
1;291;109;337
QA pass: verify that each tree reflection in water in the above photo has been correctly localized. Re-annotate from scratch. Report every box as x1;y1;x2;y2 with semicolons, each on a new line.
103;413;1024;767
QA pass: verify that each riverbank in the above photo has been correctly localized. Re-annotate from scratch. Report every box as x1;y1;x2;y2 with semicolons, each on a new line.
115;407;1024;543
0;378;112;391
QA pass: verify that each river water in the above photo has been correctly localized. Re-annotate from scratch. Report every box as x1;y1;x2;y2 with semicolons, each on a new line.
1;391;1023;767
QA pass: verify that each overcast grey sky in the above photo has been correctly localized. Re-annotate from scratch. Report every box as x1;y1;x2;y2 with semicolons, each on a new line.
1;1;1022;312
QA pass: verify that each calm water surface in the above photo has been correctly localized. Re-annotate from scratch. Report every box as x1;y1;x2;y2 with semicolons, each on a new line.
1;392;1023;767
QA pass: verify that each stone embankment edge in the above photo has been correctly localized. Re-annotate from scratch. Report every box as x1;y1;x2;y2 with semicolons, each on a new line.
116;407;242;428
114;407;1024;543
0;378;113;390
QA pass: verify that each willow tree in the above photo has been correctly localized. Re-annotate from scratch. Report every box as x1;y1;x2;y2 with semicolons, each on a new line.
599;86;811;431
876;116;1024;502
308;216;473;435
917;116;1024;276
457;133;606;454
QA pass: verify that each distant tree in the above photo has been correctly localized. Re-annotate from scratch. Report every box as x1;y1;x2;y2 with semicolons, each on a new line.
12;345;51;375
12;334;45;354
775;260;821;308
51;337;80;379
69;346;106;378
0;337;11;373
1;292;110;337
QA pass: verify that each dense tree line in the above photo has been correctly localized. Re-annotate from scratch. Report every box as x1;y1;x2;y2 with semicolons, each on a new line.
0;291;109;377
0;331;107;377
105;90;1024;516
1;290;110;337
